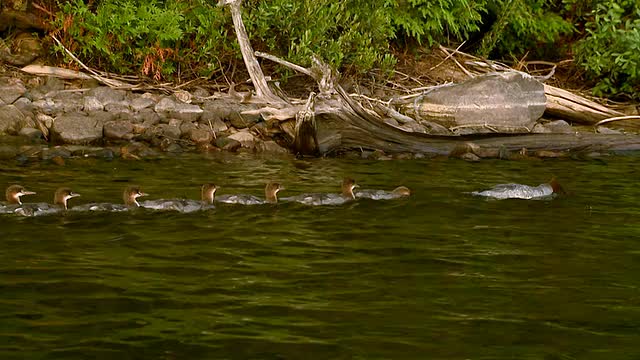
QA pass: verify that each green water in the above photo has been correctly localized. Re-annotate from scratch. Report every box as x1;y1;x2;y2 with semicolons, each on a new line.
1;153;639;359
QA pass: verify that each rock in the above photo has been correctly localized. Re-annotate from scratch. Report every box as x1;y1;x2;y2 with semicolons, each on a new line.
0;105;26;135
104;120;134;140
192;87;210;99
105;102;132;114
18;127;43;141
83;96;104;112
135;108;161;125
256;140;288;154
0;145;18;159
41;146;72;160
87;87;126;105
597;126;623;134
155;97;177;113
172;102;203;122
534;150;566;158
36;113;54;129
202;100;234;121
228;110;260;129
0;81;27;104
532;120;574;134
405;72;546;134
31;98;58;115
130;96;155;111
159;124;181;139
215;136;241;152
168;118;183;128
461;152;481;162
201;117;228;133
68;147;115;159
180;121;197;136
228;131;255;148
189;128;213;144
13;97;33;114
51;113;104;144
87;110;118;124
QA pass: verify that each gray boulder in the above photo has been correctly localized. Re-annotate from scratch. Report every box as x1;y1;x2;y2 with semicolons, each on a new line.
0;105;26;135
87;87;126;105
83;96;104;112
0;81;27;104
256;140;288;154
51;113;104;144
104;120;134;140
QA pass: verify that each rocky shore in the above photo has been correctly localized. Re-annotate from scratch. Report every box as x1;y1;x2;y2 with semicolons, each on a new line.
0;75;291;162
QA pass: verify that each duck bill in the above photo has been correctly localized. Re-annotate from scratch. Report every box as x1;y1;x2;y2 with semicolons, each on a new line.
22;191;36;196
70;193;81;198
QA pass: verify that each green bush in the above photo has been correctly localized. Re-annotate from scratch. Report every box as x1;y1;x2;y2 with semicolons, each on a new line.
574;0;640;99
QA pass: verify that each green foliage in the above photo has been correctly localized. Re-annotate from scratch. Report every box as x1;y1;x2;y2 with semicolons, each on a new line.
387;0;486;45
575;0;640;99
478;0;573;58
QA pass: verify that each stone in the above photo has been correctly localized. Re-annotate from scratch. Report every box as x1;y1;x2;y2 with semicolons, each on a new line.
168;118;183;128
0;105;26;135
228;110;260;129
154;97;177;113
159;124;181;139
180;121;197;137
41;146;72;160
31;98;58;115
228;131;255;148
104;120;134;140
13;97;33;114
189;128;213;144
215;136;241;152
410;72;546;134
202;100;234;121
18;116;36;130
36;113;54;129
172;102;203;122
192;87;210;99
0;81;27;104
87;110;118;124
0;145;18;159
597;126;623;134
83;96;104;112
532;120;574;134
135;108;161;125
201;117;228;133
461;152;481;162
51;113;104;144
130;96;155;111
87;87;126;105
256;140;288;154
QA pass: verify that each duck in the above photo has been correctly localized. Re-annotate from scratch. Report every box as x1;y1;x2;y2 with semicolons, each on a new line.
281;178;358;205
471;177;565;200
356;185;411;200
123;185;149;207
1;185;37;214
70;186;140;212
14;187;80;216
216;182;283;205
140;183;217;212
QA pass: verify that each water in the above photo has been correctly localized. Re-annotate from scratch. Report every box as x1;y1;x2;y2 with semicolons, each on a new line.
1;153;639;359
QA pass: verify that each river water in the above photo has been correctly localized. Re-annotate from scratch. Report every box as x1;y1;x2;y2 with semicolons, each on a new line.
1;152;639;359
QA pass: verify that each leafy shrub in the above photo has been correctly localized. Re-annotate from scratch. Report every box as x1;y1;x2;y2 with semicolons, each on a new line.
574;0;640;99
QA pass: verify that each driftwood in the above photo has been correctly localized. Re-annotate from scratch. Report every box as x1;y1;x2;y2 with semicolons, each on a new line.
544;84;625;125
219;0;640;157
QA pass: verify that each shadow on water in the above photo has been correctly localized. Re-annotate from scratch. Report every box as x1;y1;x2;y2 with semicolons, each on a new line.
1;153;640;359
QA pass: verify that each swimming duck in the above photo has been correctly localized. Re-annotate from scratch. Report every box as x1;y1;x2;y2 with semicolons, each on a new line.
1;185;37;214
356;186;411;200
123;185;148;207
471;177;565;200
216;182;283;205
281;178;358;206
14;187;80;216
140;183;217;212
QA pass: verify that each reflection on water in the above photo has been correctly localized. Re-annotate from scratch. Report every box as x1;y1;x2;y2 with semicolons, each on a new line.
1;153;640;359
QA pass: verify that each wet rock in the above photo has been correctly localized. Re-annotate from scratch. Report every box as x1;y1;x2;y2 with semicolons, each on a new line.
532;120;574;134
0;105;26;135
104;120;134;140
130;96;155;111
83;96;103;112
87;87;126;105
228;131;255;148
66;146;115;159
13;97;33;114
189;128;212;144
159;124;181;139
51;113;104;144
164;142;183;153
0;145;18;159
215;136;241;152
18;127;43;140
180;121;197;137
41;146;72;160
0;81;27;104
256;140;288;154
461;152;481;162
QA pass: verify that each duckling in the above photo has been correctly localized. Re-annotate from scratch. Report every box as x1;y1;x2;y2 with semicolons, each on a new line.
471;177;565;200
216;182;283;205
356;186;411;200
282;178;358;205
